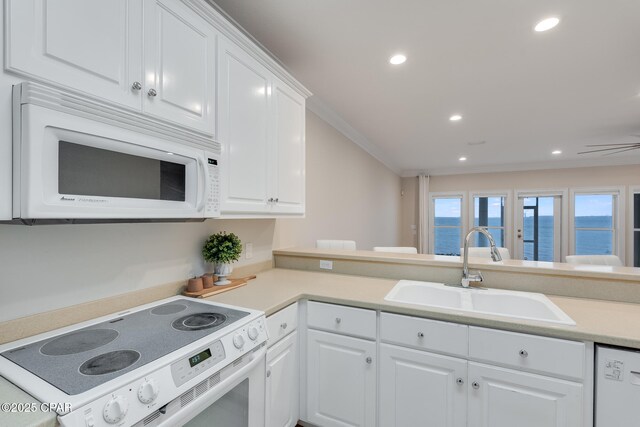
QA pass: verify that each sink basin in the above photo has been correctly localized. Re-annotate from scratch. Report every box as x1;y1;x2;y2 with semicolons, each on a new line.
384;280;575;325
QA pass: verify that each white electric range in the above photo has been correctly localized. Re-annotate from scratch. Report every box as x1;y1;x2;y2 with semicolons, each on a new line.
0;296;268;427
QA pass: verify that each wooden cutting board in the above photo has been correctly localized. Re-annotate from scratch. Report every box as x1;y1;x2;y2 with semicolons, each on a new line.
182;275;257;299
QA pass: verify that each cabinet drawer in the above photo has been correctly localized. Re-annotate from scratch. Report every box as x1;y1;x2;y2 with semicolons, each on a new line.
469;327;585;381
380;312;468;357
307;301;376;340
266;303;298;347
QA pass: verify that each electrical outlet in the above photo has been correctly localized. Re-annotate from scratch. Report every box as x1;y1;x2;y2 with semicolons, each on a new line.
319;260;333;270
245;242;253;259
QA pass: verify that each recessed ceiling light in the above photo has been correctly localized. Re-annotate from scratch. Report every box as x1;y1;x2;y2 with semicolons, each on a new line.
534;17;560;32
459;156;467;161
552;150;562;155
389;54;407;65
450;114;463;121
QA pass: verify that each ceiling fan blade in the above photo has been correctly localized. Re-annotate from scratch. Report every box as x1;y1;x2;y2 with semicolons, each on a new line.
583;143;640;147
577;146;637;154
602;146;640;156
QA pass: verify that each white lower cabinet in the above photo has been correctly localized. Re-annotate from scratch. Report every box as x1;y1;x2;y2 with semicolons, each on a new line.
467;362;584;427
379;344;467;427
306;329;376;427
266;331;299;427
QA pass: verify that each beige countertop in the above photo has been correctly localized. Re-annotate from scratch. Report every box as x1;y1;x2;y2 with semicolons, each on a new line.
274;247;640;282
5;267;640;426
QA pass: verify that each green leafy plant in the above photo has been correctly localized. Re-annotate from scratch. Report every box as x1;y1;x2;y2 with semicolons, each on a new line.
202;232;243;264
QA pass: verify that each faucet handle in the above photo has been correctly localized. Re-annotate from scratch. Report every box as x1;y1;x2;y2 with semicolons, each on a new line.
476;271;484;282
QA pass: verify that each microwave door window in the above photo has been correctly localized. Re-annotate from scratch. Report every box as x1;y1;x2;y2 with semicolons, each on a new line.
58;141;186;202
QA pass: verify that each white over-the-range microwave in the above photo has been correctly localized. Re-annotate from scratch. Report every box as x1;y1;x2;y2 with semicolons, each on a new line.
10;82;221;223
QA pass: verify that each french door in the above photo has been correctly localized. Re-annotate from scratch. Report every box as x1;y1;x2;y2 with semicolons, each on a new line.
515;194;563;262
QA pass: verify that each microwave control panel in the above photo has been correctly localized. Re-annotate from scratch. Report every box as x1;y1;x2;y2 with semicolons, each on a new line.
205;153;220;217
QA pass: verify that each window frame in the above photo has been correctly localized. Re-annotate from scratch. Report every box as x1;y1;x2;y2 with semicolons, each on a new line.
569;187;624;261
468;190;512;254
429;191;467;256
626;185;640;267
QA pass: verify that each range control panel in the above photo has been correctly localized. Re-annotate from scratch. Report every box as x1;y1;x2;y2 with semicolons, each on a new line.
204;153;220;217
170;341;225;387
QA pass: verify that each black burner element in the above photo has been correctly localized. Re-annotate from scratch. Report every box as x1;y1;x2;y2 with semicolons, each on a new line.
40;329;119;356
150;303;187;315
172;313;227;331
79;350;140;376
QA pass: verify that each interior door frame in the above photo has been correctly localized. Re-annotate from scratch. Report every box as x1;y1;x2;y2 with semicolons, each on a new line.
514;189;568;262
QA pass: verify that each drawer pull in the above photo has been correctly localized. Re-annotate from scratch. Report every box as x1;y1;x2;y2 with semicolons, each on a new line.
519;349;529;358
335;317;342;324
366;356;372;364
266;370;271;378
417;332;424;338
280;322;288;330
472;381;480;390
456;377;464;386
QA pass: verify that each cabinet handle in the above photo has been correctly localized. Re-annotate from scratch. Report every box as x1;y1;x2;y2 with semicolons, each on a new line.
274;198;279;203
266;370;271;378
280;322;287;330
335;317;341;324
365;357;372;364
131;81;142;91
456;378;464;386
268;198;274;203
519;349;528;358
417;332;424;338
148;88;157;97
472;381;480;389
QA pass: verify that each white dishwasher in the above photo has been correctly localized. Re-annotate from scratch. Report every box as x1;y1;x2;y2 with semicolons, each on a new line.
596;345;640;426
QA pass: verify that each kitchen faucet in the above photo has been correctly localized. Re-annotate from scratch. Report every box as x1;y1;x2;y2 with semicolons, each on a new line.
461;227;502;288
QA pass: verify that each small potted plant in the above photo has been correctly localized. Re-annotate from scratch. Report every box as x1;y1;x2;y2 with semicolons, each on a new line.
202;232;243;285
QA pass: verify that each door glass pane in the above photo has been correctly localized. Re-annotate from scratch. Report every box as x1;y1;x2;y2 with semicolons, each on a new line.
184;379;249;427
635;194;640;229
635;231;640;267
575;230;613;255
58;141;186;201
522;197;555;262
523;241;534;261
435;227;461;256
434;198;461;226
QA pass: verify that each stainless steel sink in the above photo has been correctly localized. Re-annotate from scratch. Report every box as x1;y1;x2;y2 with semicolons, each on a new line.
384;280;575;325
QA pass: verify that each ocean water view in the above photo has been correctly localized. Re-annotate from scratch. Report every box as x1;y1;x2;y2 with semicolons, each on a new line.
434;216;613;260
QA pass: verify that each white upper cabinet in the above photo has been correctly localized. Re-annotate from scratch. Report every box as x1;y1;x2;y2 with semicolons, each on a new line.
143;0;216;134
271;80;305;214
6;0;217;136
6;0;143;109
218;37;271;214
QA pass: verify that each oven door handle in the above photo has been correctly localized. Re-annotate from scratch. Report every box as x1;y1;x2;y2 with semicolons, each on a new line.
196;157;207;212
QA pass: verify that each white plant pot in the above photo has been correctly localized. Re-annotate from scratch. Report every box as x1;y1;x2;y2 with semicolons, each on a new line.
214;263;233;286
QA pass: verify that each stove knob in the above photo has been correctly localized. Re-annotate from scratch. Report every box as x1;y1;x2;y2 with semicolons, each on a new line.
233;333;245;349
138;379;159;404
248;326;259;341
103;395;128;424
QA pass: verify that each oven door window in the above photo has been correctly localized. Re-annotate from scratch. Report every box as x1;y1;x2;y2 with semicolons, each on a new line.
58;141;186;202
184;379;249;427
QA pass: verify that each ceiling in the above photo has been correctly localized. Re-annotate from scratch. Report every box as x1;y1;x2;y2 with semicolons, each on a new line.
211;0;640;176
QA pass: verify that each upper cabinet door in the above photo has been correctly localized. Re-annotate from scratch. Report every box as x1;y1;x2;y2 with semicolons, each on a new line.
271;80;305;215
218;37;271;214
6;0;143;109
143;0;216;135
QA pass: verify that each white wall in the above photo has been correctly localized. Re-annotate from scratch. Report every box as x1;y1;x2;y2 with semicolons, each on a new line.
0;111;401;322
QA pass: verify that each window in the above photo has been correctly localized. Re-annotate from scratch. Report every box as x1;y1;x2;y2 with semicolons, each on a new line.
633;192;640;266
573;193;616;255
473;195;506;247
431;196;463;256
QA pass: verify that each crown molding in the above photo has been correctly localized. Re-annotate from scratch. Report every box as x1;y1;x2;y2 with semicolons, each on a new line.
401;155;640;177
306;96;402;176
193;0;312;98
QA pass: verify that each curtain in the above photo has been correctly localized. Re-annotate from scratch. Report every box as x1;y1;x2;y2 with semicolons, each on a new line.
417;175;430;254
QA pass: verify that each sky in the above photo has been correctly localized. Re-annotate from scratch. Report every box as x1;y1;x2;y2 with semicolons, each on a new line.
434;195;613;218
